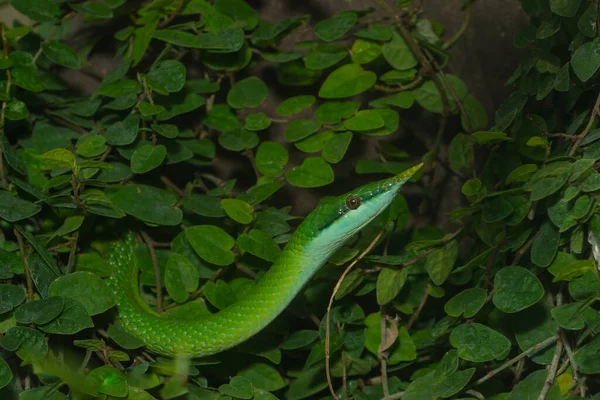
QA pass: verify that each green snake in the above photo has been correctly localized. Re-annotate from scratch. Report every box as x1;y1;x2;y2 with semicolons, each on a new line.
107;164;422;357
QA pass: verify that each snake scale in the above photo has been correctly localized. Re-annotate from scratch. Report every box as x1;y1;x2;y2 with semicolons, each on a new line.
107;164;422;357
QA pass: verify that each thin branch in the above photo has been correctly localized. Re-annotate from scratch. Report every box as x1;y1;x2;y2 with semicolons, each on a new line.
372;0;450;116
14;229;34;302
406;280;429;330
474;335;559;386
163;267;224;311
141;231;163;313
65;231;79;274
325;221;391;400
537;339;563;400
444;0;473;49
570;91;600;156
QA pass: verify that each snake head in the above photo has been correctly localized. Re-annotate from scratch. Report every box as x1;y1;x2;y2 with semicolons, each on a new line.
296;163;423;255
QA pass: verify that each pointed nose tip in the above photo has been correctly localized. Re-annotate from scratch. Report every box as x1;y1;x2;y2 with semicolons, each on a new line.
393;163;423;185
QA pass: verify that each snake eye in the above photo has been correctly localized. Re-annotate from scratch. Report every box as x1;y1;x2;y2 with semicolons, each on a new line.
346;195;361;210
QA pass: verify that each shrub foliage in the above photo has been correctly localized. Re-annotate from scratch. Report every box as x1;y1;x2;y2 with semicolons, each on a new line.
0;0;598;399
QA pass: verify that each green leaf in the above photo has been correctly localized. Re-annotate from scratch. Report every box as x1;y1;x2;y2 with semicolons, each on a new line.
182;194;226;217
77;135;107;158
382;31;417;70
351;39;382;64
237;229;281;262
151;123;178;138
97;79;141;98
219;128;259;151
49;272;115;316
277;95;316;116
444;288;487;318
219;376;253;399
413;74;468;113
71;3;113;18
434;368;476;398
450;323;511;362
110;184;182;226
0;190;42;222
357;108;399;136
571;37;600;82
146;60;186;94
286;157;334;188
165;253;199;303
281;330;319;350
1;326;48;362
14;297;64;325
482;197;514;223
531;222;559;268
42;40;80;69
186;225;236;266
376;268;408;305
87;366;128;397
214;0;258;30
462;95;488;131
0;284;26;314
131;144;167;174
104;114;140;146
221;199;254;224
355;24;394;41
365;313;416;363
315;11;358;42
435;350;459;380
38;298;93;335
284;119;322;142
227;77;268;109
369;92;415;109
506;370;562;400
318;63;377;99
322;131;352;163
10;0;59;23
530;172;569;201
107;323;145;350
550;0;581;17
493;266;544;313
245;112;272;131
344;110;385;131
425;240;458;285
472;131;508;144
579;4;598;38
551;302;586;330
316;100;360;124
448;133;475;173
0;357;11;390
238;362;286;391
512;303;558;365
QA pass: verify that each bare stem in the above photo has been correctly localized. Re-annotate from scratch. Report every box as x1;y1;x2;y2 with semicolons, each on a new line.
141;231;163;313
474;335;559;386
14;229;34;302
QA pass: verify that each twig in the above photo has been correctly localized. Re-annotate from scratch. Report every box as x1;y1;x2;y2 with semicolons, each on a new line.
325;221;390;400
474;335;559;386
374;76;423;92
570;91;600;156
158;0;184;28
512;231;540;265
544;132;578;140
14;229;34;302
383;391;404;400
379;312;390;398
163;267;224;311
65;231;79;274
373;0;450;116
444;0;473;49
537;339;563;400
141;231;163;313
465;390;485;400
406;281;429;330
161;176;187;197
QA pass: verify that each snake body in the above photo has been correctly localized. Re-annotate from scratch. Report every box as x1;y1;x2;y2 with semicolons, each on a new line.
108;164;421;357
